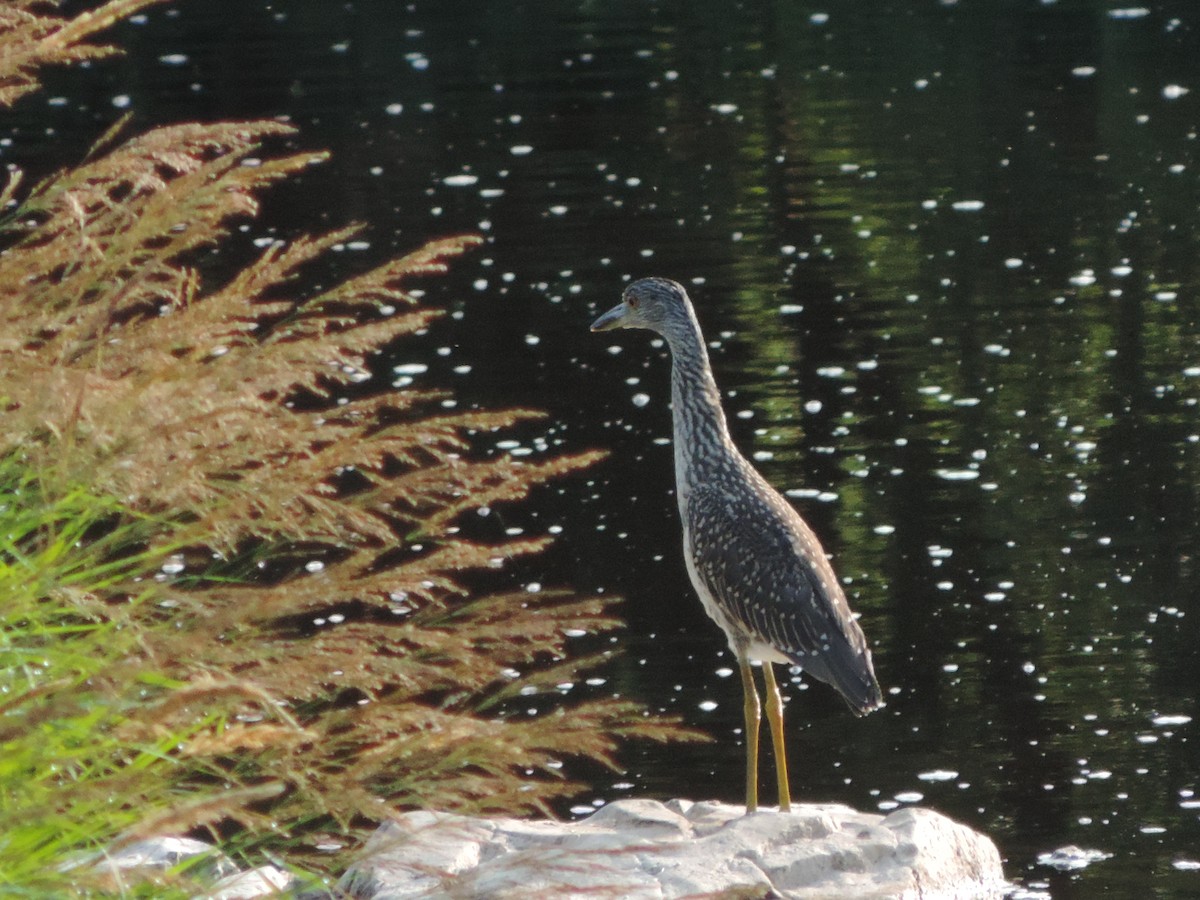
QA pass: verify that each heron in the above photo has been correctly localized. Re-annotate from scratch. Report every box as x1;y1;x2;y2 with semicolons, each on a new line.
591;276;883;812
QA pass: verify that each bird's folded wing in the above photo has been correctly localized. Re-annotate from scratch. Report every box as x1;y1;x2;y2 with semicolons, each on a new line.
686;483;881;712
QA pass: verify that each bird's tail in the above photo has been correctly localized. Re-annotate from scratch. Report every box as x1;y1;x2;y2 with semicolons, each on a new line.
791;641;883;716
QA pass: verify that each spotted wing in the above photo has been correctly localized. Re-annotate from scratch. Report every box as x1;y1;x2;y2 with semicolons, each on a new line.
686;481;882;714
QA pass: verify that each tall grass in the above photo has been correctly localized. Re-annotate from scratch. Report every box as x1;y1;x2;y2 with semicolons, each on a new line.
0;1;698;894
0;456;199;895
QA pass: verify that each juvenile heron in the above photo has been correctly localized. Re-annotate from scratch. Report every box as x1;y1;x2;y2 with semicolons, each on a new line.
592;277;882;813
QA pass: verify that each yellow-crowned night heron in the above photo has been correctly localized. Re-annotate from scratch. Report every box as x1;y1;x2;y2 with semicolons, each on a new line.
592;277;883;813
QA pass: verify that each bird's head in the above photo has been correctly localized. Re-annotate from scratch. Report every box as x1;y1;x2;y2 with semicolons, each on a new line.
591;277;691;336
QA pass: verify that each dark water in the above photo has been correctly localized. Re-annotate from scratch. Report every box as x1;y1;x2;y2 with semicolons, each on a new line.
17;1;1200;895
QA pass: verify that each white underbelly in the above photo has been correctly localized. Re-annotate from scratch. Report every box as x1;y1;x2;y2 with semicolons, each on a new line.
681;519;791;666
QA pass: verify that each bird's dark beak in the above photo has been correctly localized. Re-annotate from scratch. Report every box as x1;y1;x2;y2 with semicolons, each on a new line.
590;302;627;332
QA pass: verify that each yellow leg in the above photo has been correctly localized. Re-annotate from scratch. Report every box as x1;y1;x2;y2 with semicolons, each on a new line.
739;660;761;813
762;663;792;812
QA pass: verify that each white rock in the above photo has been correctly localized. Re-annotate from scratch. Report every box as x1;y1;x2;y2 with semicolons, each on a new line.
201;864;293;899
339;798;1006;899
89;836;238;882
85;837;298;899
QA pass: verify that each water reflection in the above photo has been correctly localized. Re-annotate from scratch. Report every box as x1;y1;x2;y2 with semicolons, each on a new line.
13;0;1200;894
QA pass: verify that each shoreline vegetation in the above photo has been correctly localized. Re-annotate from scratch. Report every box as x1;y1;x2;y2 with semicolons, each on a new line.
0;2;697;894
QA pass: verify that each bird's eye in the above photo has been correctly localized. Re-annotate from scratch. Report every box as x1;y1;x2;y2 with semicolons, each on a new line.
627;295;640;309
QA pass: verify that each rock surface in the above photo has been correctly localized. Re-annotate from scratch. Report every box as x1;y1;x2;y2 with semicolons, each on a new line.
85;837;293;899
206;864;294;899
338;798;1006;899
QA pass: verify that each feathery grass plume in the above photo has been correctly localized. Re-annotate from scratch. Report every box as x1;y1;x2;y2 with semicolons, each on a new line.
0;0;703;890
0;0;166;107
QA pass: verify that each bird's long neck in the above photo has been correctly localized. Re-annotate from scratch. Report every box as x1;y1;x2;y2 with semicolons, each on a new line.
663;309;739;500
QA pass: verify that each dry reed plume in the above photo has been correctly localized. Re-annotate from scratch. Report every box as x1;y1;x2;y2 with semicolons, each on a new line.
0;0;696;881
